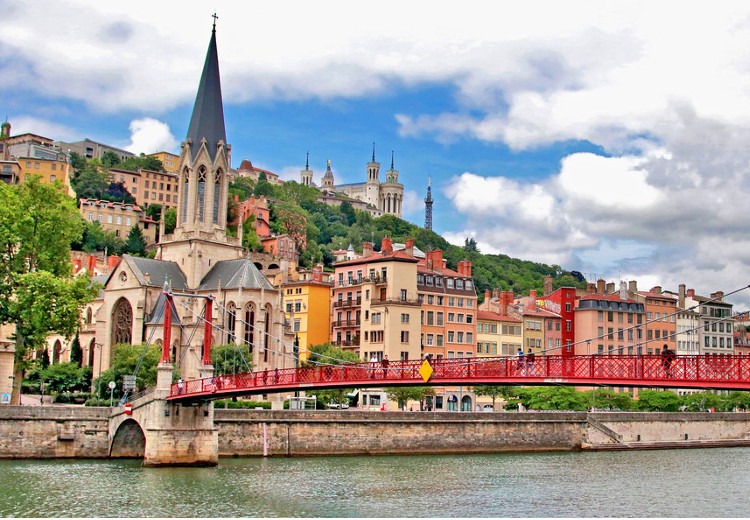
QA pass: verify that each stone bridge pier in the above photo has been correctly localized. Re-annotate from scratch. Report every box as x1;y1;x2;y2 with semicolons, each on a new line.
109;363;218;466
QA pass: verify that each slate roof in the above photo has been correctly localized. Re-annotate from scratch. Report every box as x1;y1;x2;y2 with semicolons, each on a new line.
120;254;188;290
198;258;274;291
186;26;226;161
146;291;182;325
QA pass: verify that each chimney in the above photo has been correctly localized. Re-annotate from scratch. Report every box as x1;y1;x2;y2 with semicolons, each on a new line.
620;281;628;300
527;290;537;311
107;255;120;271
500;291;514;316
427;250;443;273
587;283;596;294
543;276;552;296
381;237;393;255
87;255;96;274
597;279;605;293
678;283;686;308
73;258;82;274
629;280;637;294
312;264;323;282
362;242;373;257
484;289;491;301
606;282;615;293
463;260;472;277
687;288;695;298
405;238;414;257
710;291;724;301
492;288;499;299
651;286;662;295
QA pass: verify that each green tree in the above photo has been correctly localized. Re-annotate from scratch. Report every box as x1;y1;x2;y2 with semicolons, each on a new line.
680;391;723;412
80;221;125;255
635;389;681;411
125;225;147;257
211;343;253;375
724;391;750;411
118;154;163;173
92;343;161;399
386;386;431;410
104;182;136;204
0;178;100;403
163;208;177;235
303;343;359;407
71;162;109;201
40;362;91;394
473;385;504;409
517;386;587;411
101;150;121;169
585;388;633;410
145;203;162;221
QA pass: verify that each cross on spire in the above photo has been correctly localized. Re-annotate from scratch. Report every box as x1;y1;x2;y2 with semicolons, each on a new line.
212;12;219;31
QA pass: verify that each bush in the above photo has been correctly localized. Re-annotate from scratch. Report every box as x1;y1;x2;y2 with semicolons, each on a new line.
213;399;270;409
84;397;112;407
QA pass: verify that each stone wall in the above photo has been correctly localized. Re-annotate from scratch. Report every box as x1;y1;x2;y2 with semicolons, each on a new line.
2;407;750;460
0;406;110;459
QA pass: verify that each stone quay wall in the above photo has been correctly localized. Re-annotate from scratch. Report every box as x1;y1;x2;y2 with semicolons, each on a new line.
0;406;111;459
2;407;750;460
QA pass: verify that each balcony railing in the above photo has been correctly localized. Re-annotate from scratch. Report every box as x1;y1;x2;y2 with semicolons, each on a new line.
332;319;361;328
333;298;362;309
336;275;387;288
332;338;361;347
370;296;420;307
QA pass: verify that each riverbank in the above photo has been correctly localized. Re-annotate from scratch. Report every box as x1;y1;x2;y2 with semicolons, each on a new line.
1;406;750;459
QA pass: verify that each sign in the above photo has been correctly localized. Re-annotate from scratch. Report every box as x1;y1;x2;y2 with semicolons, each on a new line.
108;381;116;390
0;393;10;404
122;375;137;390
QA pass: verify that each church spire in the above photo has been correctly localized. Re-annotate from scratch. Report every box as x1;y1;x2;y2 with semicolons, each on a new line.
186;16;226;161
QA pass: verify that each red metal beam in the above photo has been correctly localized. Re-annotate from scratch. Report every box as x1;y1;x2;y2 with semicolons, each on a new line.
166;354;750;401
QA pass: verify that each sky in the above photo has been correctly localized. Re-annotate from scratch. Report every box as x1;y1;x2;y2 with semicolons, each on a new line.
4;0;750;309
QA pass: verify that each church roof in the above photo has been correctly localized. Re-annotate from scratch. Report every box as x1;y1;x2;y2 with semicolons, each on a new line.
186;25;226;161
123;255;188;290
198;258;275;291
146;291;182;326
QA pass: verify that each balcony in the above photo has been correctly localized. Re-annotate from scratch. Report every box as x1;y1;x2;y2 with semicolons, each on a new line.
332;319;362;328
333;338;361;347
370;296;420;307
333;297;362;309
335;275;387;288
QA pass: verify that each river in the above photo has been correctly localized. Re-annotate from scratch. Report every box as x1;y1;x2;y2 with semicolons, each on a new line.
1;448;747;517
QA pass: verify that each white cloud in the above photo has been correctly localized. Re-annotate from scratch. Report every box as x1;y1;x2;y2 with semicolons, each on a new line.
5;116;78;142
125;118;178;155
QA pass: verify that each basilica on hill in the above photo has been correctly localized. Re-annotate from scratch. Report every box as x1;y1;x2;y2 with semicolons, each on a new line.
78;22;296;383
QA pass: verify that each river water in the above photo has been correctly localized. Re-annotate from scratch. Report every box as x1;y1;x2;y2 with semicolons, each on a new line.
1;448;747;517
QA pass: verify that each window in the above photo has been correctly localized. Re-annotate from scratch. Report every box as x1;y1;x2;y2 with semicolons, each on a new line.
400;331;409;343
436;335;444;346
427;311;434;325
401;313;409;323
436;312;444;326
372;313;381;325
448;331;455;343
426;334;434;346
107;215;113;224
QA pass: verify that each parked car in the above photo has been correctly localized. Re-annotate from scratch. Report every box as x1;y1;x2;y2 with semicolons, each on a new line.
327;402;349;409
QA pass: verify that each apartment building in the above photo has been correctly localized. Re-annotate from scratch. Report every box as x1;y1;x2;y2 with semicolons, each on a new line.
147;151;180;173
281;265;333;361
331;238;422;362
111;168;179;210
634;285;677;352
574;292;646;355
79;198;158;244
683;287;734;355
56;138;135;162
417;248;477;360
538;283;578;356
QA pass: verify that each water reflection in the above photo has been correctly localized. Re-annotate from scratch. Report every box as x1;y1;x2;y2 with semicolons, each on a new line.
1;448;748;517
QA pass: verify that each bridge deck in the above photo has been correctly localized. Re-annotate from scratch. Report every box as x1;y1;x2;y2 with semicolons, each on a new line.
167;354;750;402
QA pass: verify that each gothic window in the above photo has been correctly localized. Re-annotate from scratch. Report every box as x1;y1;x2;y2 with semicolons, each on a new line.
87;339;95;367
197;166;207;222
244;304;255;354
85;307;93;324
226;303;236;344
112;298;133;345
213;168;223;224
181;167;190;224
263;306;271;363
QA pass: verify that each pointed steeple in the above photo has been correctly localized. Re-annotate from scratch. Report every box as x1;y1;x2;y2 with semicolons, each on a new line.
186;20;226;161
424;175;434;230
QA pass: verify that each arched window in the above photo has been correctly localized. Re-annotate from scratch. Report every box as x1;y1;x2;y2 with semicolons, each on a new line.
52;340;62;364
226;303;236;344
213;168;223;224
197;166;207;222
244;304;255;354
181;167;190;224
85;307;93;325
87;339;95;367
112;298;133;345
263;306;271;363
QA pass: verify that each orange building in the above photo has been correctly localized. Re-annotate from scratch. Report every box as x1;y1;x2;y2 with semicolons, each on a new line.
147;151;180;173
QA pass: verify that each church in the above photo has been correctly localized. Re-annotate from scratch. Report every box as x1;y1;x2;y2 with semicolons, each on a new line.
300;146;405;219
83;21;295;383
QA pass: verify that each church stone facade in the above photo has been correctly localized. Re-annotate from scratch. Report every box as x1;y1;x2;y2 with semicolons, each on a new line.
88;24;295;384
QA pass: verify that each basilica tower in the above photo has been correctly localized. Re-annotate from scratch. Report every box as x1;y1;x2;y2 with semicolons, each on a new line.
158;19;243;287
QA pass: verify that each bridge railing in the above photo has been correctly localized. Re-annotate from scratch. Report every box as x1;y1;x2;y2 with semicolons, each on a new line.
169;354;750;398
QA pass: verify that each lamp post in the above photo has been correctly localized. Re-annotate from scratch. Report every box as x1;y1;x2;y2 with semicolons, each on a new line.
293;334;300;398
94;343;104;397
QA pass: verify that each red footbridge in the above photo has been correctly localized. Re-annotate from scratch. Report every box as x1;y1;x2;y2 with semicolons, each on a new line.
168;354;750;403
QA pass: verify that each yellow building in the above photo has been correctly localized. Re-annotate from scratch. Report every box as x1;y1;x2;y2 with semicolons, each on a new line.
282;265;333;361
147;151;180;173
19;157;74;195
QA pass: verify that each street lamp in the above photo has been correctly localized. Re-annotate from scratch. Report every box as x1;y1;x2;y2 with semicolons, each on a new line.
94;343;104;397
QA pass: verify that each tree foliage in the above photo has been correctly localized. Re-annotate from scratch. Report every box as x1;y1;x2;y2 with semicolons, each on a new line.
40;362;92;394
211;343;253;375
125;225;147;257
92;343;162;399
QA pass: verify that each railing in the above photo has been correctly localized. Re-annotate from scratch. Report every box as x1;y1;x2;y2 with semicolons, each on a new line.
332;339;360;347
168;354;750;400
333;298;362;309
370;296;420;306
331;319;361;328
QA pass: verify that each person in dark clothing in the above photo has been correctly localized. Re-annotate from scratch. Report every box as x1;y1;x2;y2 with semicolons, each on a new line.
661;344;676;378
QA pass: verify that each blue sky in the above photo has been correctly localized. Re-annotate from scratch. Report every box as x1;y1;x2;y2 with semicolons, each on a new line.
4;1;750;308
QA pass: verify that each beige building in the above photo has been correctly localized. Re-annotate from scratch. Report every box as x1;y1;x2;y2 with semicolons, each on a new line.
79;198;158;244
111;168;179;211
147;151;180;173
